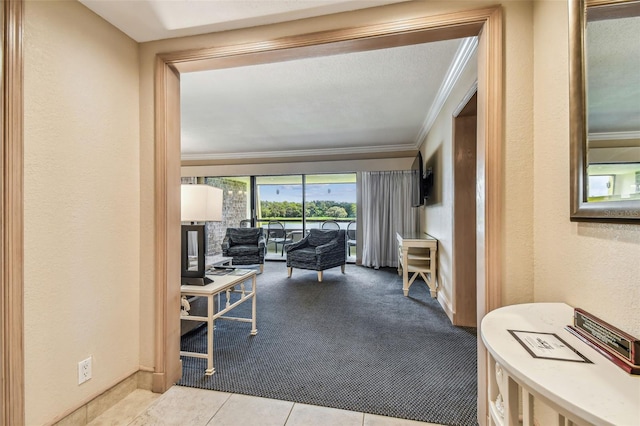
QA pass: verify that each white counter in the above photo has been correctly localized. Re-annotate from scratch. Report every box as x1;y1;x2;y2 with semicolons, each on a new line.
481;302;640;426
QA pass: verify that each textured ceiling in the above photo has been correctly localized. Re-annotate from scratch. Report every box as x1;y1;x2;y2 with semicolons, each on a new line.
79;0;407;43
180;39;464;160
79;0;474;162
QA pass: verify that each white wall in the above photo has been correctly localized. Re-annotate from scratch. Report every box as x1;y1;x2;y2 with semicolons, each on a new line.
421;0;536;314
421;51;478;318
23;1;140;424
532;0;640;337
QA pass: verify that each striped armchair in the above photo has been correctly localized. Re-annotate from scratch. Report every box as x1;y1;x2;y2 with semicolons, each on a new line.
285;229;346;282
222;227;266;273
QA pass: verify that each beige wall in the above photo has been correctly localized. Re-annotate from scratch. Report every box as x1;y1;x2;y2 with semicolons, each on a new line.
500;1;536;307
23;1;140;424
20;0;640;423
532;0;640;336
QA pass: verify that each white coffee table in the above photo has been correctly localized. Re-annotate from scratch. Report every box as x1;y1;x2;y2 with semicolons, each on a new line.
180;269;257;375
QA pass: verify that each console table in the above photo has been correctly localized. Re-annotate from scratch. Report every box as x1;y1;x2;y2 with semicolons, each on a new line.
181;255;235;336
481;303;640;426
180;269;257;375
396;232;438;297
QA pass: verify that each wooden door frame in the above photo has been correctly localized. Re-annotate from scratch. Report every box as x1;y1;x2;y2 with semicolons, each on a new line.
1;0;24;424
0;3;502;424
452;90;478;328
152;6;503;426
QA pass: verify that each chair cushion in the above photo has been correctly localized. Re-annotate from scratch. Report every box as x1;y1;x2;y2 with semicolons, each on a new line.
227;245;261;256
307;229;338;247
288;246;317;262
228;228;262;245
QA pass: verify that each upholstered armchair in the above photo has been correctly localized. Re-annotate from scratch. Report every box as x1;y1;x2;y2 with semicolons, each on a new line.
221;227;266;273
285;229;346;282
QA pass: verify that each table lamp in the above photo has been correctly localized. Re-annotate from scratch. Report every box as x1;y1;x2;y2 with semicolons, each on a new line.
181;184;223;285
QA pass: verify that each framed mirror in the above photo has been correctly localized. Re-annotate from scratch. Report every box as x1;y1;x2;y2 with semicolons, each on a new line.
569;0;640;221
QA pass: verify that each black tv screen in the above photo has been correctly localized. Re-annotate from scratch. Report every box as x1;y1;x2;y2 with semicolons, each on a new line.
424;165;434;203
411;152;425;207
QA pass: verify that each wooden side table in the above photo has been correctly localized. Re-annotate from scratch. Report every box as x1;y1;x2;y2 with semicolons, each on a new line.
396;232;438;297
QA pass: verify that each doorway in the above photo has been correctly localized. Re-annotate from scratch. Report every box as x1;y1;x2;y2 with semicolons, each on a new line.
155;8;503;425
452;92;478;327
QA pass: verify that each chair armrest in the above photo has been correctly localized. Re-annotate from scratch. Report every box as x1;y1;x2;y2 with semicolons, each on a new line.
285;239;308;252
315;239;340;254
258;235;266;248
222;236;231;250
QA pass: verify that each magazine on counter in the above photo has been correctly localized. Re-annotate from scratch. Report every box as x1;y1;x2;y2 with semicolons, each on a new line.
207;267;253;276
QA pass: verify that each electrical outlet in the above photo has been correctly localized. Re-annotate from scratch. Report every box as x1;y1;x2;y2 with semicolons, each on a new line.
78;357;92;384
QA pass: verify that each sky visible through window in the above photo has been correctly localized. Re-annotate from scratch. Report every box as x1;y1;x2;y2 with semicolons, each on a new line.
259;183;356;203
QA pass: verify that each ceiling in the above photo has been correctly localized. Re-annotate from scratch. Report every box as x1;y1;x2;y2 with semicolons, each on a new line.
79;0;409;43
79;1;477;163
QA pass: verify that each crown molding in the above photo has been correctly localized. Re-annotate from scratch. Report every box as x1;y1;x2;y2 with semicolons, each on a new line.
181;143;418;161
453;80;479;117
588;131;640;140
414;36;478;148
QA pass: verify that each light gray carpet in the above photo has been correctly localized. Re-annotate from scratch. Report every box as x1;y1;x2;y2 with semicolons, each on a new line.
179;261;477;426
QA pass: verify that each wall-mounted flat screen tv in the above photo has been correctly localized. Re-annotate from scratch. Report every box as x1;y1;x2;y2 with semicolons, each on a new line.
411;152;425;207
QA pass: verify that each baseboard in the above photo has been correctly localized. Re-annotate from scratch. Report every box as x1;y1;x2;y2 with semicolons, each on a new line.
137;369;154;391
437;291;454;324
51;369;154;426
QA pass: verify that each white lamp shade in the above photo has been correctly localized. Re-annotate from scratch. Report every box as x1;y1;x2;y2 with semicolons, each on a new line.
181;184;223;222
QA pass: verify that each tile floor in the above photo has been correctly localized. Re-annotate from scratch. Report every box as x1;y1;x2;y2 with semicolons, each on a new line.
88;386;445;426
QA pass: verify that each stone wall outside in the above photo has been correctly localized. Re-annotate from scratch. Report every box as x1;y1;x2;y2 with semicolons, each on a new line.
204;177;249;255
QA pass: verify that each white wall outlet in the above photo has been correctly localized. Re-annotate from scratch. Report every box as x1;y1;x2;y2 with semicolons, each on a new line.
78;356;92;385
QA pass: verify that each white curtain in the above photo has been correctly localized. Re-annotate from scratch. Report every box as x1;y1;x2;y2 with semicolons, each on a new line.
359;171;419;268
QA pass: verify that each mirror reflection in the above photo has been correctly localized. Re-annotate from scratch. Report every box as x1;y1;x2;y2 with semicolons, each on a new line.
187;230;199;271
585;4;640;203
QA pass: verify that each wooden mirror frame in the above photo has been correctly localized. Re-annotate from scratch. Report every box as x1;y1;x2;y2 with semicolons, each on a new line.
569;0;640;222
2;0;25;423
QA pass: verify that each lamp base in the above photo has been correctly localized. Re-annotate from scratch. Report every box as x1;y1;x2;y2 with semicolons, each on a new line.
181;276;213;286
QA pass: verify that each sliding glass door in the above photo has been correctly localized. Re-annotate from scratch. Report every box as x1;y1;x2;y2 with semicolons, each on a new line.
255;175;303;256
211;173;357;259
304;174;356;230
